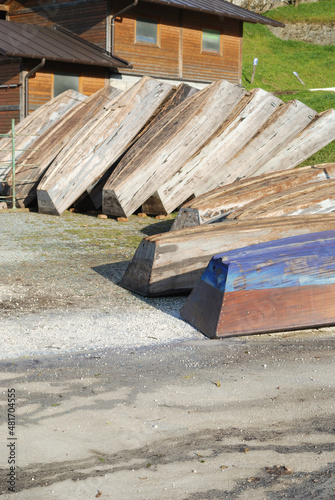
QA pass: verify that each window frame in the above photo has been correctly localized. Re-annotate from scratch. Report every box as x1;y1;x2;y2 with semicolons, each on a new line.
201;27;222;56
134;16;160;47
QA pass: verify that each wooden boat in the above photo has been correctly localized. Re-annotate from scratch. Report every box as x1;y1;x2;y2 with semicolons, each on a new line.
227;178;335;220
120;214;335;297
36;77;173;215
0;89;86;182
141;89;283;215
181;231;335;338
4;86;123;208
255;109;335;176
81;83;198;210
172;163;335;230
142;98;317;215
102;79;246;217
197;99;317;195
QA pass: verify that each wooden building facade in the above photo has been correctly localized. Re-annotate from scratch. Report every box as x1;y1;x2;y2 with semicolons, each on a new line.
0;0;283;132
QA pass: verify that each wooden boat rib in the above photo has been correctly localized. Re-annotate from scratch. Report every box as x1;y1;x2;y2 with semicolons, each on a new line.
180;231;335;338
36;77;173;215
102;79;246;218
120;214;335;297
141;89;283;215
172;163;335;229
227;178;335;220
4;86;122;208
0;89;86;182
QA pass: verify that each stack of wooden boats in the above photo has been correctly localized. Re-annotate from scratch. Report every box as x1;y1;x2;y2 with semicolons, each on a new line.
2;75;335;338
122;162;335;337
2;76;334;216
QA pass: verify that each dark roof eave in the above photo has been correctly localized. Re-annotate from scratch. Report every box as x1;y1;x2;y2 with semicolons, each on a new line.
1;51;132;69
142;0;285;28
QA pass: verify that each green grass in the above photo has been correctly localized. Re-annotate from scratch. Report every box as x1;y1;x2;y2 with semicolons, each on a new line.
241;19;335;167
266;0;335;24
242;24;335;91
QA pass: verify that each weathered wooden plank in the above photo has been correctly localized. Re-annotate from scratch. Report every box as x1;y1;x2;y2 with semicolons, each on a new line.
0;90;86;182
4;86;123;208
255;109;335;176
171;163;335;229
36;77;173;216
85;83;198;210
197;99;317;196
102;80;246;218
227;178;335;220
180;231;335;338
120;214;335;297
142;89;283;215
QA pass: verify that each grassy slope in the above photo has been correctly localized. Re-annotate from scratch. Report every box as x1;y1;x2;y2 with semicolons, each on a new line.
241;6;335;166
266;0;335;24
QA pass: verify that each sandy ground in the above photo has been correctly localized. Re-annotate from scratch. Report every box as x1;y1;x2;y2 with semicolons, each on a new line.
0;210;334;499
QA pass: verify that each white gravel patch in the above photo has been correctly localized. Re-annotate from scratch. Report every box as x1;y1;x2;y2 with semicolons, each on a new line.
1;308;202;359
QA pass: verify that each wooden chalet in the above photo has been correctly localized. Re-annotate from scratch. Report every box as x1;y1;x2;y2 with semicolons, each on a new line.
0;0;283;133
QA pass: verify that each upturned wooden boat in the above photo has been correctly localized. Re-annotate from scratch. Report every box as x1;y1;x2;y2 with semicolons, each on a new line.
0;89;86;182
102;79;246;217
120;214;335;297
141;98;318;215
181;231;335;338
83;83;198;210
4;86;122;208
227;178;335;220
36;77;173;215
172;163;335;230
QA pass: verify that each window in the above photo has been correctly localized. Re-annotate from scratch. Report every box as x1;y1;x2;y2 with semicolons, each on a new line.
136;17;158;45
202;28;221;54
54;72;79;97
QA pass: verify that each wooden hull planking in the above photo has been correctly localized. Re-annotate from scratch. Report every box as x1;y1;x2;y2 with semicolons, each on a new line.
5;86;123;208
181;231;335;338
255;109;335;176
120;214;335;297
0;89;86;182
142;88;283;215
84;83;198;210
172;163;335;230
102;79;246;218
36;77;173;215
227;178;335;220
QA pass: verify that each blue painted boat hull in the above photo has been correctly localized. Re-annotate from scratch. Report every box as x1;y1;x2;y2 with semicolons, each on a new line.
181;230;335;337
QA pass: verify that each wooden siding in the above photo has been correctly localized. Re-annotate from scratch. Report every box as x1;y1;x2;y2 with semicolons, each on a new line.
0;59;20;133
182;11;242;84
114;4;180;80
81;68;107;95
114;5;243;83
8;0;107;48
26;63;106;113
28;69;53;111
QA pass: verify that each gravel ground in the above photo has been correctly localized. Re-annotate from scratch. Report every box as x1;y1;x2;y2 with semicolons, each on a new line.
0;210;201;359
1;209;335;499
